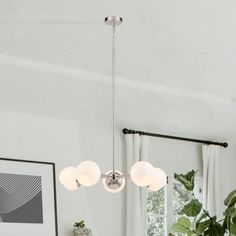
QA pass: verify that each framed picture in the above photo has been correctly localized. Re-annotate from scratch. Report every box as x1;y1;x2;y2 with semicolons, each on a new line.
0;157;58;236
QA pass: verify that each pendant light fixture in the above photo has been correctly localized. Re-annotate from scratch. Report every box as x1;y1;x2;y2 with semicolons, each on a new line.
59;16;167;193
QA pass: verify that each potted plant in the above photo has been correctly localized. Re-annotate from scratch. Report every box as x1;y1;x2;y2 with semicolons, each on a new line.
171;170;236;235
73;220;92;236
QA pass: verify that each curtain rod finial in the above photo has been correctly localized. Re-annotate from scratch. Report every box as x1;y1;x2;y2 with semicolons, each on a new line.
223;142;228;148
123;128;128;134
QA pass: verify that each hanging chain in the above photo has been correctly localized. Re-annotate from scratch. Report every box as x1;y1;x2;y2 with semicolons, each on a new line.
112;22;116;173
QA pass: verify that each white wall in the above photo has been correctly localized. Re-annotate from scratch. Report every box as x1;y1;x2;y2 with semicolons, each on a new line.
0;110;91;236
0;110;126;236
148;138;202;177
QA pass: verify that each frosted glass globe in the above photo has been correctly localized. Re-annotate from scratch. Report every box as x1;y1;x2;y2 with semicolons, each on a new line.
147;168;167;192
102;170;126;193
59;166;78;191
77;161;101;187
130;161;154;187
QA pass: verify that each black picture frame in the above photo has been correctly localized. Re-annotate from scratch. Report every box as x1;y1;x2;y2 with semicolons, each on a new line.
0;157;58;236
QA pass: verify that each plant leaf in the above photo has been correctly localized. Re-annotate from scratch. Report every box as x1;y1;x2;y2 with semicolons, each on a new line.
172;217;192;234
208;219;225;236
230;222;236;236
180;199;202;217
223;215;230;230
174;170;196;191
224;189;236;207
196;212;208;227
196;219;211;235
223;190;236;234
224;207;236;220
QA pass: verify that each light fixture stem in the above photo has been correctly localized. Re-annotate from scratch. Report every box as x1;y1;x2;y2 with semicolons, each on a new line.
112;22;116;173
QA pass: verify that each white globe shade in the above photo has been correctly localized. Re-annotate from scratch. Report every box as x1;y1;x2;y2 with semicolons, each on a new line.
130;161;154;187
147;168;167;192
102;170;126;193
77;161;101;187
59;166;78;191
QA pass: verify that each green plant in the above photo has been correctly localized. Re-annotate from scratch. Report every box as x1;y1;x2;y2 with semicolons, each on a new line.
74;220;85;229
171;170;236;236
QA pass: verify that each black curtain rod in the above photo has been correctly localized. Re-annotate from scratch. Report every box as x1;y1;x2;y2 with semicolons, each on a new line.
122;128;228;148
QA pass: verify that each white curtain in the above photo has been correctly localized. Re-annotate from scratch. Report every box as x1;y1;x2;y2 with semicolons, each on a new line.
125;134;149;236
202;144;220;216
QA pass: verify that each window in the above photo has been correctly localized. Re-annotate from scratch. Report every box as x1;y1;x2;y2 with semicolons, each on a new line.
147;188;167;236
147;177;202;236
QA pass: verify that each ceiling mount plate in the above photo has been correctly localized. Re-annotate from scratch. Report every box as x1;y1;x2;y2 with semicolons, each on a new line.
105;16;123;26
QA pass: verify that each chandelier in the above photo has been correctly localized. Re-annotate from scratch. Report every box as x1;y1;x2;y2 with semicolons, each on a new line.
59;16;167;193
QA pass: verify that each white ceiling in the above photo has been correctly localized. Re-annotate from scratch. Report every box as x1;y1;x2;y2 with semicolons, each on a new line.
1;0;236;97
0;0;236;141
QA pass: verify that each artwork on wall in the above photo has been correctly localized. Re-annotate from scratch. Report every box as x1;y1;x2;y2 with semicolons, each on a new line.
0;173;43;223
0;158;58;236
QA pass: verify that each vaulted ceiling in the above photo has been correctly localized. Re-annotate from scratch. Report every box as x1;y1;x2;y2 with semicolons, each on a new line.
0;0;236;140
